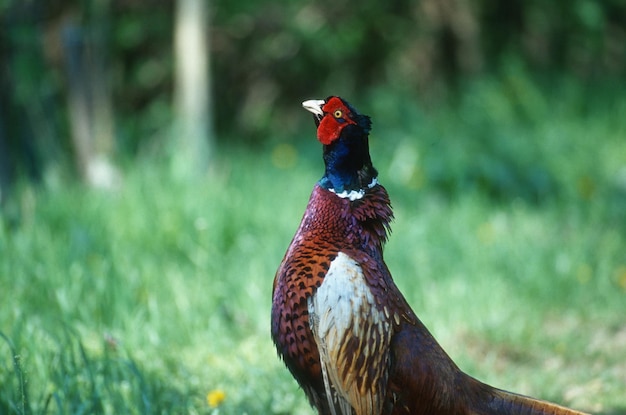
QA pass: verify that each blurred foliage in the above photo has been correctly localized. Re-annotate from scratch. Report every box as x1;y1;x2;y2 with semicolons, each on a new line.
0;0;625;200
211;0;626;136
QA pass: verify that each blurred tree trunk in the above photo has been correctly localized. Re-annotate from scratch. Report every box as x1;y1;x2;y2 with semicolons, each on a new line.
62;11;119;189
173;0;213;178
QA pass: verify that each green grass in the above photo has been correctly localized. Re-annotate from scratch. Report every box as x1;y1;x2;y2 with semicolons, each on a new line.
1;85;626;414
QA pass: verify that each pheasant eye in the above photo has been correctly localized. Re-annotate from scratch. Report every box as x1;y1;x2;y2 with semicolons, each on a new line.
333;110;343;118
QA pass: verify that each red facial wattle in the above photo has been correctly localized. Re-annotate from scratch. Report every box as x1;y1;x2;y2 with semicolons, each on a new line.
314;97;357;145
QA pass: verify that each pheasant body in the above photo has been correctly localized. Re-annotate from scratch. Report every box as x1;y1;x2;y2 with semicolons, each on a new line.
270;96;589;415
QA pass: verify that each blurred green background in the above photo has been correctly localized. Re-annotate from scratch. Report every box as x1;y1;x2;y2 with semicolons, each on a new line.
1;0;625;414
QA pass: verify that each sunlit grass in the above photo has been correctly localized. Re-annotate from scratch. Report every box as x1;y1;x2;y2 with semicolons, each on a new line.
1;85;625;414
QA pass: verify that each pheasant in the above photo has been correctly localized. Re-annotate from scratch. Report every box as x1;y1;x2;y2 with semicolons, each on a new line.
271;96;590;415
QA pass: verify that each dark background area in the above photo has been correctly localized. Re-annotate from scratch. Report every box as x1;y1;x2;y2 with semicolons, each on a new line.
1;0;624;188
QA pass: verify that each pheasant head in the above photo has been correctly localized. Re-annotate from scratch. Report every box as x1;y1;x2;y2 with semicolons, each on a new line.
303;97;378;200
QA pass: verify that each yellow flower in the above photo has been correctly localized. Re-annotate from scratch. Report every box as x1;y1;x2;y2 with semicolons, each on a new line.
207;389;226;408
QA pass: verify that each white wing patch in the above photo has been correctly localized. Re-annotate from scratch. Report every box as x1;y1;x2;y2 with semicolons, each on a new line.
308;252;392;415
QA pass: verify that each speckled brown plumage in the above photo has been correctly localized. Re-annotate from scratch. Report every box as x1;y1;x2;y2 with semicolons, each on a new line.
271;183;413;412
271;97;590;415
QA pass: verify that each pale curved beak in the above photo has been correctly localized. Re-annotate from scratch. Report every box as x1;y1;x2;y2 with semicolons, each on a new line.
302;99;325;122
